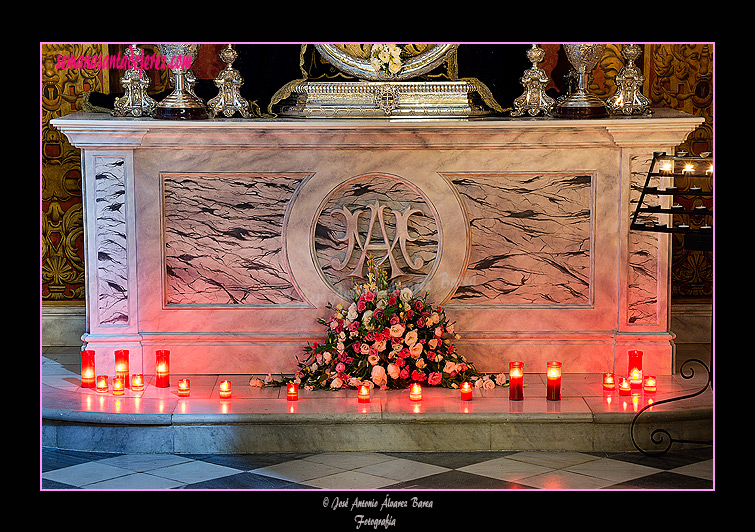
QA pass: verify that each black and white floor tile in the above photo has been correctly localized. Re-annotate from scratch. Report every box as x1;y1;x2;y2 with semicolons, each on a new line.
42;447;713;491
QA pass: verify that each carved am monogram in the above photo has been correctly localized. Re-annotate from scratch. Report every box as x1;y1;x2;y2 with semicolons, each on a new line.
330;199;425;279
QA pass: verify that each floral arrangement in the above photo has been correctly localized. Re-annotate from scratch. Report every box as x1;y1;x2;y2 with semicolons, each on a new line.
369;44;405;76
287;256;508;392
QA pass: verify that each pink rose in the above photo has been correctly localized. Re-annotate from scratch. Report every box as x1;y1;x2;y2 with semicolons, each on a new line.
428;372;442;385
411;370;427;382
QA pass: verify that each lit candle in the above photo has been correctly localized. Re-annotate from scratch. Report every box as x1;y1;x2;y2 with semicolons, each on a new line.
112;376;125;396
460;381;473;401
546;361;562;401
131;374;144;392
602;372;615;390
618;377;631;396
409;382;422;401
286;382;299;401
643;376;657;393
155;350;170;388
114;350;129;388
509;361;524;401
80;350;96;388
358;384;370;403
628;350;643;389
96;375;108;393
218;379;232;398
177;378;190;397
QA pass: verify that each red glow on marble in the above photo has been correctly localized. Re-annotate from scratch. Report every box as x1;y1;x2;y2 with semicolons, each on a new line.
509;361;524;401
410;383;422;401
602;372;615;390
219;380;232;398
287;382;299;401
131;374;144;391
460;381;473;401
358;384;370;403
155;350;170;388
96;375;108;393
546;361;562;401
81;350;95;388
178;378;190;397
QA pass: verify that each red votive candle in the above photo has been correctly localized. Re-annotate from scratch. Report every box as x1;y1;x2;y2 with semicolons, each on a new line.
177;378;190;397
546;361;562;401
114;350;129;388
131;374;144;392
219;380;232;398
628;350;643;389
96;375;108;393
509;361;524;401
643;376;657;393
460;381;473;401
618;377;631;395
80;350;96;388
112;376;125;396
358;384;370;403
155;350;170;388
287;382;299;401
602;372;615;390
409;383;422;401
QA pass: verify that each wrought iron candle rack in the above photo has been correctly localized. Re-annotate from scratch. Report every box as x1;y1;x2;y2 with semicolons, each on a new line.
630;151;713;251
629;151;713;456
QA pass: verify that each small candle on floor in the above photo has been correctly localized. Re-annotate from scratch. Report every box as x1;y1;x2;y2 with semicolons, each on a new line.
80;350;96;388
96;375;108;393
358;384;370;403
618;377;631;396
546;361;562;401
409;383;422;401
287;382;299;401
219;380;232;398
155;350;170;388
643;376;657;393
131;374;144;392
460;381;473;401
603;372;615;390
112;376;125;395
177;378;190;397
509;361;524;401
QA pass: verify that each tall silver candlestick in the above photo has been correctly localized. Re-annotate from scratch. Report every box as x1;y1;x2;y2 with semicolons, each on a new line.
153;44;207;120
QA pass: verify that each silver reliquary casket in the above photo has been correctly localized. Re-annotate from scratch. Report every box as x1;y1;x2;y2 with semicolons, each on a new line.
274;44;497;118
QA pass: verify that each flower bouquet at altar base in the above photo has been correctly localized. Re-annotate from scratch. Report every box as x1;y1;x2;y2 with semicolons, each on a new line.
285;255;508;392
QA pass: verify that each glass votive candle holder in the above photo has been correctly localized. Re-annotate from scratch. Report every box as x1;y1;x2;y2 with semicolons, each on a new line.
131;374;144;392
177;378;190;397
287;382;299;401
96;375;109;393
80;350;96;388
219;380;232;398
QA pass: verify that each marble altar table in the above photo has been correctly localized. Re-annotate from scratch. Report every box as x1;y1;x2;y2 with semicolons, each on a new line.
51;109;703;378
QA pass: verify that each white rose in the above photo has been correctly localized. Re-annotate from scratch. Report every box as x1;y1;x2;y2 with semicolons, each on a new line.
390;323;406;337
388;59;402;74
362;309;373;326
428;338;438;349
347;303;358;321
415;358;426;369
330;377;343;389
410;342;423;358
387;363;400;379
400;287;413;302
360;343;371;355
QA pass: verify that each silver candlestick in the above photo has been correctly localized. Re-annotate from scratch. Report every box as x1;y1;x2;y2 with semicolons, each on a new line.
207;45;251;118
511;44;555;117
553;43;608;119
112;45;157;117
153;44;207;120
606;44;652;115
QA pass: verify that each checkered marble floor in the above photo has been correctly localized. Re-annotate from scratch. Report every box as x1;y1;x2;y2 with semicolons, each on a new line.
42;447;713;490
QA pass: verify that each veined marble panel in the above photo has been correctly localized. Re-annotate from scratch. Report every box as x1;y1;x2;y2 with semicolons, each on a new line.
627;154;660;324
94;157;129;325
447;172;592;306
162;173;308;306
314;173;439;299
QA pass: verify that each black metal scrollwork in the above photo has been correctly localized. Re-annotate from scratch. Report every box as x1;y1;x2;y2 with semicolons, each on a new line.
630;358;712;456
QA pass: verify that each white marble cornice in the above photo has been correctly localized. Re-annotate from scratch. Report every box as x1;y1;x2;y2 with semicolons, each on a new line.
51;109;704;151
